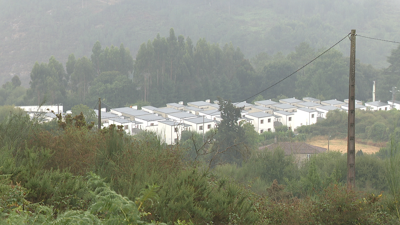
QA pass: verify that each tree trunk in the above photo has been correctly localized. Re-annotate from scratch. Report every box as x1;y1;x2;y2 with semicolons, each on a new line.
144;76;146;102
37;90;40;105
83;75;86;101
170;59;173;80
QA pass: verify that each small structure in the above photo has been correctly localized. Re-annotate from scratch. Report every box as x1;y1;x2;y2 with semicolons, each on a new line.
17;104;63;114
302;97;321;104
233;101;255;111
321;99;346;108
94;109;118;124
183;117;216;133
316;105;340;119
263;142;326;165
294;108;318;129
270;103;297;113
273;111;295;131
388;100;400;110
279;97;304;107
183;106;204;115
344;99;363;105
152;107;180;118
135;114;165;130
157;120;191;145
106;117;135;135
365;101;390;111
166;102;185;110
248;105;275;114
341;104;367;111
244;112;275;133
198;110;220;121
207;103;220;110
254;99;279;108
141;106;158;114
296;102;322;110
187;101;212;109
168;111;198;123
110;107;149;120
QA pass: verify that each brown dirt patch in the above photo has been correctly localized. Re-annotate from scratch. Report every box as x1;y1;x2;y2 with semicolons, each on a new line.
307;136;381;154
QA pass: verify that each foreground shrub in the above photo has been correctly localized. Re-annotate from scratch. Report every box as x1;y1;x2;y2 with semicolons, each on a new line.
1;172;164;224
0;144;91;213
256;183;399;225
149;169;258;224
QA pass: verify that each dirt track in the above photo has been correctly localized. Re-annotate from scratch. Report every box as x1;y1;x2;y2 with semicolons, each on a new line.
307;137;382;154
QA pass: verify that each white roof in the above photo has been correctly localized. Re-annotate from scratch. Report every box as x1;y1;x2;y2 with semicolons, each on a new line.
246;112;274;118
365;101;390;107
297;107;317;113
274;111;294;116
254;99;278;106
316;105;340;112
184;117;214;124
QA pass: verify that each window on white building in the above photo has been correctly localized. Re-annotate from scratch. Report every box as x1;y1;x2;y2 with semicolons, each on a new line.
268;118;271;123
268;128;271;132
260;119;264;124
199;125;203;131
311;114;314;118
260;129;264;133
288;117;292;121
207;124;211;129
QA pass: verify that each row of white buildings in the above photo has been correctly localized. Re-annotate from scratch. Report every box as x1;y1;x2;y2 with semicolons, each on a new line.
16;97;399;145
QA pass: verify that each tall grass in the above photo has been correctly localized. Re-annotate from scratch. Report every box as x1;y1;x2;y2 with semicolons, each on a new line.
385;139;400;220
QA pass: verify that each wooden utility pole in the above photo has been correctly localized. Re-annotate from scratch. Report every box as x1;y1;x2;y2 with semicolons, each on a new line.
98;98;101;130
347;29;356;190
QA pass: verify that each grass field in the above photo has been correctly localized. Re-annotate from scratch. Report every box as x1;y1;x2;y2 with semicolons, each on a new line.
307;136;382;154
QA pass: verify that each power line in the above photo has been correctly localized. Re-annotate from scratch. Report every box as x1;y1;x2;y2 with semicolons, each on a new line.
241;33;351;102
100;101;112;109
357;34;400;44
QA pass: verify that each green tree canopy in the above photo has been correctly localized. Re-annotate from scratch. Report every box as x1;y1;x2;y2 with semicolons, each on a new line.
71;104;97;125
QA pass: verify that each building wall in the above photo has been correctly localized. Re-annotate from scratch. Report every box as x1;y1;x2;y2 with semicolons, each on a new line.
274;113;295;130
108;121;133;135
18;105;64;113
135;118;161;128
168;115;197;123
157;123;186;145
184;121;215;133
365;104;389;111
294;110;317;129
245;116;275;133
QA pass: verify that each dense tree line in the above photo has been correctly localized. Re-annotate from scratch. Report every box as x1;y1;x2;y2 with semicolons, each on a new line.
2;0;400;86
17;43;134;109
134;29;257;105
2;28;400;109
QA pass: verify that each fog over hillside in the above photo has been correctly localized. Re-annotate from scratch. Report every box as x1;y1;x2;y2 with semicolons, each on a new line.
1;0;400;86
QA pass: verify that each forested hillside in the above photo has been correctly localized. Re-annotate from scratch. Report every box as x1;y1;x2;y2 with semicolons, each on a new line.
2;0;400;86
3;27;400;109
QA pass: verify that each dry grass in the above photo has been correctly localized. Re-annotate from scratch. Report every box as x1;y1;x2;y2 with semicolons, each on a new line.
307;136;381;154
